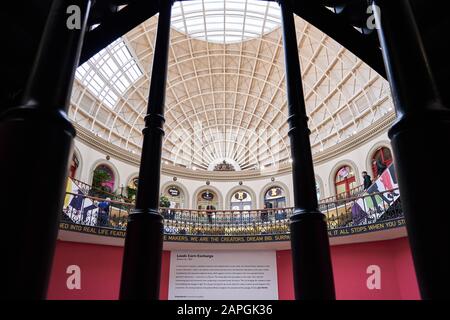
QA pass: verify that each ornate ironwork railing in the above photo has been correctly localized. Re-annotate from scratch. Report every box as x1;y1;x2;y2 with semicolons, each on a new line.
319;184;366;204
61;188;403;237
71;177;134;203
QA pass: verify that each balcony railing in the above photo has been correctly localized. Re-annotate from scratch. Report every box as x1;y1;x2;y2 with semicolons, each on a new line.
71;177;134;203
61;188;403;237
319;184;366;204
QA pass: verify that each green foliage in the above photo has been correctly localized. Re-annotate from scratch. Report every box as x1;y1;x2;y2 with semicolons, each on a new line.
127;186;137;200
160;195;170;208
92;169;111;188
92;168;112;195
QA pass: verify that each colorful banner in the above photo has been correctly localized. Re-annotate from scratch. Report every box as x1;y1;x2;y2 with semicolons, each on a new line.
353;164;400;225
63;178;98;226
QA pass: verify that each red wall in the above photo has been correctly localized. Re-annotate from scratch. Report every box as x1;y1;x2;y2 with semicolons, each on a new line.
47;241;170;300
276;237;420;300
48;238;420;300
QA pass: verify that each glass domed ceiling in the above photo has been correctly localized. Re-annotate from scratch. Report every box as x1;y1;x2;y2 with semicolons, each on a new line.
171;0;281;44
69;0;394;172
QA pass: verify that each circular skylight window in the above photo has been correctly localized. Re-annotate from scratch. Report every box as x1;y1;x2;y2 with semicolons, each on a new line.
171;0;282;44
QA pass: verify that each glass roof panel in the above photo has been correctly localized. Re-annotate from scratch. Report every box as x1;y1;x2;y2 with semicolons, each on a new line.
172;0;281;44
75;39;143;109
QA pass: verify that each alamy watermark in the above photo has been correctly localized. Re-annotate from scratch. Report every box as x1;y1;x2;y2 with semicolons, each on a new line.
366;265;381;290
367;5;381;30
63;4;381;31
66;265;81;290
66;5;81;30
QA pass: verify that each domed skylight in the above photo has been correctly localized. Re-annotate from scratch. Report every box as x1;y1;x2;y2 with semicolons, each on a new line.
69;7;394;172
171;0;281;44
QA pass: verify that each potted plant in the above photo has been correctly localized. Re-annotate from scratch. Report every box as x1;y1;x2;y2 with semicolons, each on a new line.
126;186;137;201
159;195;170;208
91;169;112;197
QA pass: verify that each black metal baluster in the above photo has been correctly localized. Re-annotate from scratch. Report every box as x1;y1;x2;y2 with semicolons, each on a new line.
1;0;91;299
119;0;173;300
279;0;336;300
374;0;450;299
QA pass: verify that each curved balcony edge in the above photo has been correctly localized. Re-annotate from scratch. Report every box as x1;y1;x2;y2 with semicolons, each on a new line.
58;216;408;250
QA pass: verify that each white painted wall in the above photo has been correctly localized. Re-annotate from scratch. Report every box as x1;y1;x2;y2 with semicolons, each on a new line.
158;172;294;210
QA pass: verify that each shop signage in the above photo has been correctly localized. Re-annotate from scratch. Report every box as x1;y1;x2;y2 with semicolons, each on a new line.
266;187;282;198
168;186;180;197
235;191;248;201
201;191;214;201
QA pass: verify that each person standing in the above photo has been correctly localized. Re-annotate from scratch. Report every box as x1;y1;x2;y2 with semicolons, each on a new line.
206;205;213;224
373;159;387;177
262;202;271;222
362;171;373;190
168;201;176;220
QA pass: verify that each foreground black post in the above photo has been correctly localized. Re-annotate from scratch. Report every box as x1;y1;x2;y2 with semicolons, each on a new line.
279;0;335;300
119;0;173;300
0;0;91;299
374;0;450;299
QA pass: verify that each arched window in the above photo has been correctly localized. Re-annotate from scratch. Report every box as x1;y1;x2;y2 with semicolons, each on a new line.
230;190;252;210
92;164;115;193
164;185;185;209
335;165;356;198
264;186;286;209
69;154;79;179
371;147;393;177
197;189;218;210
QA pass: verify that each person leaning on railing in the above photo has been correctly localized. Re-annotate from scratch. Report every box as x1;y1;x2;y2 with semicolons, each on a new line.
206;205;215;224
262;202;271;222
97;197;111;227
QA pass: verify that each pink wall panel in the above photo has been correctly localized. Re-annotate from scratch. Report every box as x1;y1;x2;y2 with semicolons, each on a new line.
160;250;171;300
331;240;402;300
392;238;420;300
48;237;420;300
276;251;294;300
47;241;170;300
276;238;420;300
